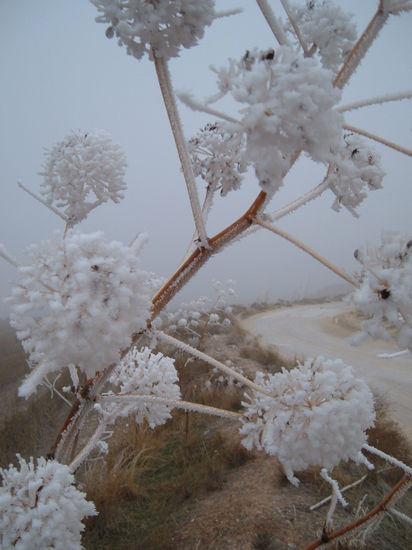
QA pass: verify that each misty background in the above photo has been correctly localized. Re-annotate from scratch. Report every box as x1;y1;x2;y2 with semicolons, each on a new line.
1;0;411;318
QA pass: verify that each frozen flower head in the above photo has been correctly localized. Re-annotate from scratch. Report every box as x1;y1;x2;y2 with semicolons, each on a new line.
0;455;96;550
8;231;152;397
328;133;384;216
40;130;127;226
108;346;181;428
188;122;248;196
349;232;412;351
288;1;357;72
240;357;375;486
90;0;219;60
212;47;343;191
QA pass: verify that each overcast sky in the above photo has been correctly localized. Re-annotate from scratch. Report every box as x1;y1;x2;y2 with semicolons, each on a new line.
1;1;411;317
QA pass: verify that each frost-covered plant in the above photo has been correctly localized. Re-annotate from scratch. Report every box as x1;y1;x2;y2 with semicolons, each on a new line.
8;230;151;396
90;0;220;60
287;0;357;72
349;232;412;351
188;122;248;196
240;357;375;486
40;130;127;226
327;133;385;215
194;46;343;191
0;455;96;550
107;346;181;428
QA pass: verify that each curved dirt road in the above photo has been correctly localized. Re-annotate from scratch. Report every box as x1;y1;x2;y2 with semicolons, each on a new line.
242;301;412;442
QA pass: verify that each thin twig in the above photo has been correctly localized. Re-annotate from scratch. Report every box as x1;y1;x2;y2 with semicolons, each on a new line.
337;90;412;112
310;475;367;511
155;330;275;398
280;0;310;56
343;124;412;156
256;0;289;45
17;181;67;221
152;51;209;247
303;474;411;550
254;216;357;287
334;6;389;89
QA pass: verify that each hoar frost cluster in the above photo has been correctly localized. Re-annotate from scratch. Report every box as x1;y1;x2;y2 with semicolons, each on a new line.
8;231;151;397
40;130;127;226
0;456;96;550
240;356;375;486
188;122;248;196
203;47;343;191
107;346;181;428
327;133;385;215
90;0;219;60
288;1;357;72
349;232;412;351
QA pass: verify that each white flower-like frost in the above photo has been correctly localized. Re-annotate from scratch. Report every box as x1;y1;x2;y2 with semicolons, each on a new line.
211;47;343;191
89;0;219;60
108;346;181;428
0;455;96;550
240;357;375;485
40;130;127;225
8;231;151;396
348;232;412;351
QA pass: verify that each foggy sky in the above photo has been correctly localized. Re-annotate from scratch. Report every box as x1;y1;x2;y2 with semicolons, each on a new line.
1;0;411;317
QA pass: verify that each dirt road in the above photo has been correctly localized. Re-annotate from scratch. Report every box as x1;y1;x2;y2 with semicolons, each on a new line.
242;301;412;442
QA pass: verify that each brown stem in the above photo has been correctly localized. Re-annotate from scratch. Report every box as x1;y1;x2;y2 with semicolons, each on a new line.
151;190;267;317
333;5;388;90
303;474;411;550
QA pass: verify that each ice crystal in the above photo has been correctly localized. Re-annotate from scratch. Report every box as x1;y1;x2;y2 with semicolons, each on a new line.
8;231;151;396
89;0;218;60
240;357;375;485
108;346;181;428
40;130;127;226
328;133;384;215
349;232;412;351
0;455;96;550
188;122;248;196
211;47;343;191
289;1;357;72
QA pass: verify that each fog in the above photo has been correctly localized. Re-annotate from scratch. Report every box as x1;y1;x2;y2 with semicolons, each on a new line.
1;0;411;317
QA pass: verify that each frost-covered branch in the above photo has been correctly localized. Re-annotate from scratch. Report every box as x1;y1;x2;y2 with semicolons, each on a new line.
280;0;310;56
256;0;289;45
334;5;390;89
254;215;357;287
343;124;412;156
0;244;19;267
17;181;68;221
338;90;412;112
363;444;412;476
153;52;209;247
154;329;275;397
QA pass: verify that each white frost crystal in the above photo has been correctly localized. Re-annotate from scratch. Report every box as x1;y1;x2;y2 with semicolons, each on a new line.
188;122;248;196
328;133;384;215
212;47;343;190
0;456;96;550
349;232;412;351
108;346;181;428
240;357;375;485
40;130;127;225
8;231;151;396
89;0;218;60
289;1;357;72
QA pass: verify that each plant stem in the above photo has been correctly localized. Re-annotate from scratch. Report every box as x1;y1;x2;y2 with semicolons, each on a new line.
303;474;411;550
152;50;209;247
343;124;412;156
337;90;412;112
155;330;276;398
280;0;310;56
254;215;357;287
334;5;389;89
256;0;289;45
